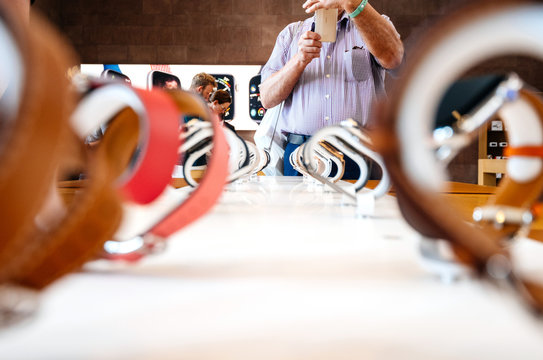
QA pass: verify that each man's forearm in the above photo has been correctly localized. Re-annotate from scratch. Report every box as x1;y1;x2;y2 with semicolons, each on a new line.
259;53;308;109
346;2;404;69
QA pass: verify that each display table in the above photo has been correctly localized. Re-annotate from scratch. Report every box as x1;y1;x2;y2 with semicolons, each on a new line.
1;177;543;359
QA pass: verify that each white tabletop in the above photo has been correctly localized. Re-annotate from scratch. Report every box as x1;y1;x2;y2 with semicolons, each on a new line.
1;177;543;360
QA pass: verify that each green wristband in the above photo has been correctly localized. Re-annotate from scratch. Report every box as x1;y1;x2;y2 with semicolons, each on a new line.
348;0;368;18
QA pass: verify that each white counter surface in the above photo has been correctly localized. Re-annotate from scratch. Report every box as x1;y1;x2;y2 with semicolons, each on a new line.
1;177;543;359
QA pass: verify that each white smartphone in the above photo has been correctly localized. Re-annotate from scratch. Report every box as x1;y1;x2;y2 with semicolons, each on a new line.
314;8;338;42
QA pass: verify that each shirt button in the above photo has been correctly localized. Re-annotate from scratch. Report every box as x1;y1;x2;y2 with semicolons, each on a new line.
326;74;330;78
325;116;330;121
327;55;331;59
325;94;330;99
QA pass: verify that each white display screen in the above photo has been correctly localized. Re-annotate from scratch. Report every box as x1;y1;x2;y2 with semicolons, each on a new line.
80;64;262;131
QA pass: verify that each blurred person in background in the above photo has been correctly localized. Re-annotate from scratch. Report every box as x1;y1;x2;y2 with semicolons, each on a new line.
189;72;217;102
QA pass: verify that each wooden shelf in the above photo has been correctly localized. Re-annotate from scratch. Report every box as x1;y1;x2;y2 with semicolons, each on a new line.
477;158;507;186
477;118;507;186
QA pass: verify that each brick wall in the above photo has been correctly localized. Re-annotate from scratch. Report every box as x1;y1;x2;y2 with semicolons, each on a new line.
33;0;542;87
32;0;542;88
30;0;469;65
33;0;307;64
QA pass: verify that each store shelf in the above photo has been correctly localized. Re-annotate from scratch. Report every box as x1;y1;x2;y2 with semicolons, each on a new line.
478;158;507;186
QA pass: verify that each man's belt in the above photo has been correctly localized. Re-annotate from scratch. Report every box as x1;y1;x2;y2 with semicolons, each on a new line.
286;133;310;145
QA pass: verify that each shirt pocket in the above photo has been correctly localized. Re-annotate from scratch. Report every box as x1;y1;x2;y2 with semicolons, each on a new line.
343;47;373;82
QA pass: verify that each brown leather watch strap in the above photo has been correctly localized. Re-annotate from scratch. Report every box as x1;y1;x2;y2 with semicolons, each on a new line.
3;107;138;289
0;6;127;290
7;134;123;289
373;0;543;312
93;107;140;181
0;7;76;270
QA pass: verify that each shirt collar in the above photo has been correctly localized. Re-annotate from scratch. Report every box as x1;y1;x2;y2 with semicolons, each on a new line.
340;11;350;28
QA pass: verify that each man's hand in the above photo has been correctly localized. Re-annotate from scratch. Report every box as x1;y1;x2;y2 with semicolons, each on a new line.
259;28;323;108
302;0;353;14
303;0;404;69
296;31;322;65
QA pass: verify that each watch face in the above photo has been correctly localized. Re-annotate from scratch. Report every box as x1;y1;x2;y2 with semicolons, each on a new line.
210;74;234;121
149;70;181;90
102;69;131;85
249;74;266;122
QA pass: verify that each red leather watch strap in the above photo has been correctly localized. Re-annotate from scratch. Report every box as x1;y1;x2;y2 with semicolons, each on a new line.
119;88;180;204
149;91;229;238
71;84;181;205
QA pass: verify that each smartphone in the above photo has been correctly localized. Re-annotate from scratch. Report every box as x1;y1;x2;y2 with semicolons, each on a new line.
314;8;338;42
